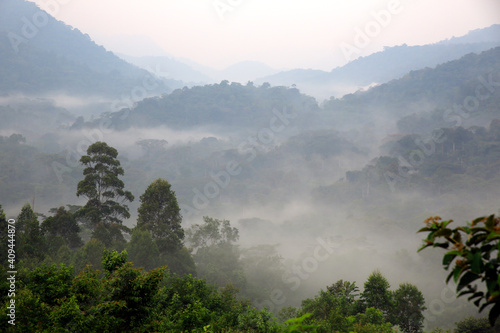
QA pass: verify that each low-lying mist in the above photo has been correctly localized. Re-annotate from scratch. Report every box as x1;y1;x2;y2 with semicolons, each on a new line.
180;185;484;330
2;74;499;330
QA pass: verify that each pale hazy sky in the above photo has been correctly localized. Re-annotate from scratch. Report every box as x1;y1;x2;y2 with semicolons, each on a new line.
31;0;500;70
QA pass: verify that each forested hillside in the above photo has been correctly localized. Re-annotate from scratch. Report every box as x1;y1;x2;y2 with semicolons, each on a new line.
321;46;500;133
0;0;171;97
256;24;500;100
84;82;319;133
314;121;500;205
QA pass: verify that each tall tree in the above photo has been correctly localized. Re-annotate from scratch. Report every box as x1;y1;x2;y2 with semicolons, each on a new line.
187;216;239;250
327;279;360;305
42;206;83;249
361;270;393;318
76;142;133;244
137;178;184;253
187;217;244;289
126;228;160;270
392;283;426;333
17;203;45;261
301;289;351;332
73;239;106;273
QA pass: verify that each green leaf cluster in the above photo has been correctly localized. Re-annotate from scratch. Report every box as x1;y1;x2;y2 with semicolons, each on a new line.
418;214;500;326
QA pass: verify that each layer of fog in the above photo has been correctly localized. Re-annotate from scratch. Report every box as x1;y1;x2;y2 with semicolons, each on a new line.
281;81;382;103
1;91;495;329
179;178;487;330
0;93;115;117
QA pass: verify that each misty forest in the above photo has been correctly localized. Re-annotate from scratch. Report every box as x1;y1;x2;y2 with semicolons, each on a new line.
1;0;500;332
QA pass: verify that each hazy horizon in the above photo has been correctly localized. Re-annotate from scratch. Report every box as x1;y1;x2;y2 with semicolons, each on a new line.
28;0;500;71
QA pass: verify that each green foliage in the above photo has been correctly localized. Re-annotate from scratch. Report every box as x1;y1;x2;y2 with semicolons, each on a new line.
137;178;184;253
240;244;287;303
49;295;87;331
187;217;245;290
24;263;74;306
150;274;218;331
284;313;319;332
102;249;129;275
126;228;160;270
0;250;167;332
418;215;500;326
348;307;395;333
455;316;500;333
296;275;424;333
327;279;360;304
279;306;299;324
73;238;107;272
194;241;246;290
353;307;386;325
76;141;134;231
300;288;352;332
101;262;166;329
0;288;50;332
71;264;102;307
145;272;249;332
91;222;128;249
361;270;393;318
236;305;281;332
392;283;426;333
41;206;83;249
159;246;197;276
187;216;239;249
17;203;45;262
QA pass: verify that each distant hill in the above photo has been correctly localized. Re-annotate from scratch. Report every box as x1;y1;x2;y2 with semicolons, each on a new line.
320;46;500;134
207;61;280;83
121;55;280;85
117;54;212;84
256;25;500;101
439;24;500;44
86;81;319;133
86;46;500;138
0;0;170;97
313;119;500;205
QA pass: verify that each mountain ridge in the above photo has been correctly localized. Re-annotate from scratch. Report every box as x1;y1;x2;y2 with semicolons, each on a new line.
255;24;500;100
0;0;170;97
